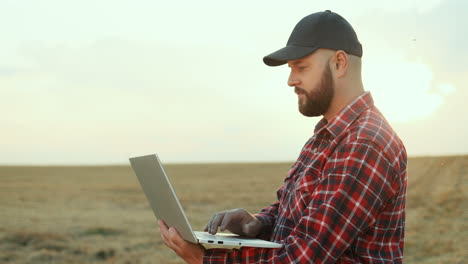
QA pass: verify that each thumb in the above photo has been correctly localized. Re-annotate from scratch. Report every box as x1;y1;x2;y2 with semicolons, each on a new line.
169;227;184;247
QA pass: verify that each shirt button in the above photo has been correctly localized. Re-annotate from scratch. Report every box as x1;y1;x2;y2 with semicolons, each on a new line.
313;148;318;153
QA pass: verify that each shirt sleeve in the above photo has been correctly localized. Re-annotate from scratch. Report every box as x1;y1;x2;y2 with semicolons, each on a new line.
249;178;287;240
254;203;279;240
203;139;399;264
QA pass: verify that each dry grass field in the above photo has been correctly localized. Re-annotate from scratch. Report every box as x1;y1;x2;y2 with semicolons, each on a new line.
0;155;467;263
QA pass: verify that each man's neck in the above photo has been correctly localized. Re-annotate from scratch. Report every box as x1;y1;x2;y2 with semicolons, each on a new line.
323;83;365;122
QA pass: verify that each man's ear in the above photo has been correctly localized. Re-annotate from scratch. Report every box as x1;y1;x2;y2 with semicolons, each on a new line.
333;50;348;78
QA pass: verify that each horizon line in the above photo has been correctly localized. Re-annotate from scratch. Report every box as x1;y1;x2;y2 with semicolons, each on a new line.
0;153;467;167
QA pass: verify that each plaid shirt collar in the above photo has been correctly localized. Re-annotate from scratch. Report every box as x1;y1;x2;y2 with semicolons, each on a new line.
314;91;374;138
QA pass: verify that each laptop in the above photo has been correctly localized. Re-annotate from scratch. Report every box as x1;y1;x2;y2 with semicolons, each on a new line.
129;154;282;248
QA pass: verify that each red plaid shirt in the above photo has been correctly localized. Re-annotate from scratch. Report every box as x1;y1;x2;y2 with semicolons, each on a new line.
204;92;407;263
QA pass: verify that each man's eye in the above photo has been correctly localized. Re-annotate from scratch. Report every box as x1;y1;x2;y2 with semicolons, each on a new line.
299;66;307;70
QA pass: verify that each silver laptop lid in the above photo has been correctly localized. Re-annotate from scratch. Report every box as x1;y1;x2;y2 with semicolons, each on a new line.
129;154;198;243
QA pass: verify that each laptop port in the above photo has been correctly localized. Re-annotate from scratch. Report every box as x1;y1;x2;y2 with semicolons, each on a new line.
208;240;214;243
218;241;224;244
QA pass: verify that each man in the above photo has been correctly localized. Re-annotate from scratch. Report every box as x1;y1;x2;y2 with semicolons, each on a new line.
159;10;407;263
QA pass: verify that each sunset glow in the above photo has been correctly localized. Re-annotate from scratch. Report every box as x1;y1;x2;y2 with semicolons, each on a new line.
0;0;465;164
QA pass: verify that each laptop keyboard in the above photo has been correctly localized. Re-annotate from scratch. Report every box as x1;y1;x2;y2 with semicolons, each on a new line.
194;231;244;242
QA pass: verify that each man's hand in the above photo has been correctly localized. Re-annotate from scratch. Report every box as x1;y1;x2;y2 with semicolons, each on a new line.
159;220;205;264
204;208;264;238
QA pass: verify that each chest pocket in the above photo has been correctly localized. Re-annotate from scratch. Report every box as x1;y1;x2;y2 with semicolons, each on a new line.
292;163;328;221
281;140;331;219
296;166;322;192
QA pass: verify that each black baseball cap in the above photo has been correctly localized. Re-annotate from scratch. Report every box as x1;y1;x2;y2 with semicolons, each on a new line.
263;10;362;66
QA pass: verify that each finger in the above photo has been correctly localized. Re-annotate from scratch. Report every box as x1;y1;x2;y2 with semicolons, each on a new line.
160;229;170;246
206;214;217;234
211;213;226;235
159;223;171;246
169;227;190;256
166;228;182;251
159;220;178;250
206;213;219;232
219;212;233;232
206;213;219;233
159;220;169;231
159;220;170;239
168;227;185;248
160;226;172;248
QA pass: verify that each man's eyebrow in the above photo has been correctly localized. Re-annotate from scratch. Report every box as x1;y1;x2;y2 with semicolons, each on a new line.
288;60;308;67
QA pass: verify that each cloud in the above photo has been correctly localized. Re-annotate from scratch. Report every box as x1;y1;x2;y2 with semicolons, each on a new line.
363;58;456;122
0;0;465;164
0;66;22;77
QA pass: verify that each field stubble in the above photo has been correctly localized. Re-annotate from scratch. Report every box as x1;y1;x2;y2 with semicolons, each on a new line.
0;156;466;263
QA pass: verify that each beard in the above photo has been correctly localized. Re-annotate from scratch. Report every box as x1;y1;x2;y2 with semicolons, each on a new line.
297;65;334;117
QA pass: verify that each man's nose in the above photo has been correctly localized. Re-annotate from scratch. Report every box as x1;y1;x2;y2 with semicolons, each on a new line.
288;73;299;87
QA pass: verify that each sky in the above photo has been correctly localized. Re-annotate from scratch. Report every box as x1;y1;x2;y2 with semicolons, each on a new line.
0;0;466;165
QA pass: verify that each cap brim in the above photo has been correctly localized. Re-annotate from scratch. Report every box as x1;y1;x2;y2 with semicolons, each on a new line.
263;45;319;66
